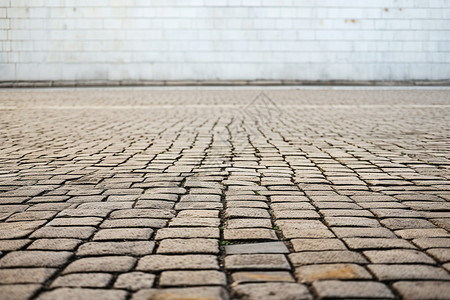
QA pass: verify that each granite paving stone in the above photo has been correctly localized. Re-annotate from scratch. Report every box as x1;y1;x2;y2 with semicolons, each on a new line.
0;251;72;267
393;281;450;300
76;241;155;256
1;88;450;299
50;273;113;288
113;272;156;290
36;288;128;300
225;254;291;270
156;238;219;254
295;264;373;282
368;264;450;281
137;255;219;271
159;270;227;286
231;271;295;284
363;249;436;264
131;287;228;300
225;242;289;255
0;268;57;284
289;251;368;266
232;282;312;300
312;280;395;299
62;256;136;274
0;284;42;300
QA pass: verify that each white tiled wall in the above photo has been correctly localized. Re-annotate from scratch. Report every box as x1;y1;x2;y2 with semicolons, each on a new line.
1;0;450;81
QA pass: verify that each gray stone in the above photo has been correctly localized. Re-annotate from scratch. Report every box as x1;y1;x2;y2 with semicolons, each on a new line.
223;228;278;241
63;256;136;274
225;242;289;255
131;287;228;300
93;228;153;240
0;284;41;300
363;249;436;264
289;251;368;266
77;241;155;256
393;281;450;300
137;255;219;271
51;273;112;288
155;227;220;239
312;280;394;299
343;238;416;250
114;272;155;290
231;271;295;284
28;239;81;250
368;264;450;281
232;282;312;300
291;239;347;252
0;268;56;284
225;254;291;270
159;270;226;286
295;264;372;282
0;251;72;267
157;238;219;254
36;288;127;300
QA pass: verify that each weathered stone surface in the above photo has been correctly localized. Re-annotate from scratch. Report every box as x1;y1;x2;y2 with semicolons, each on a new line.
225;208;271;219
225;218;273;229
63;256;136;274
232;283;312;300
157;238;219;254
223;229;278;241
291;239;347;252
295;264;372;282
363;249;436;264
427;248;450;263
231;271;295;284
114;272;155;290
312;280;394;299
412;238;450;249
155;227;220;239
225;242;289;255
225;254;291;270
393;281;450;300
131;287;228;300
137;255;219;271
0;239;30;251
395;228;450;239
0;251;72;267
0;221;46;239
110;209;175;219
36;288;128;300
0;284;41;300
93;228;153;240
0;268;56;284
28;238;81;250
51;273;112;288
332;227;395;238
100;218;167;228
159;270;227;286
343;238;416;250
77;241;155;256
289;251;368;266
3;88;450;299
29;226;96;239
169;217;220;227
368;264;450;281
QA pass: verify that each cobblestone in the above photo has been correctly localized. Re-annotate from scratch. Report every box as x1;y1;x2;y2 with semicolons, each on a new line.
1;88;449;299
312;280;395;299
393;281;450;300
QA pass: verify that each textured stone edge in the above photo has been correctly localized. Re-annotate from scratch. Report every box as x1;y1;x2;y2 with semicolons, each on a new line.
1;80;450;88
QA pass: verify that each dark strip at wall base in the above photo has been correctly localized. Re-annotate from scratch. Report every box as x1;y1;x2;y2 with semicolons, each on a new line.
1;80;450;88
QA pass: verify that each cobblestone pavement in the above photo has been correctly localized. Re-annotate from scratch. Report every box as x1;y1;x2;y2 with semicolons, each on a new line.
0;88;450;300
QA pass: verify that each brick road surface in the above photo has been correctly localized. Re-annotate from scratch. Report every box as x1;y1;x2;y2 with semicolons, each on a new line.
0;88;449;299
